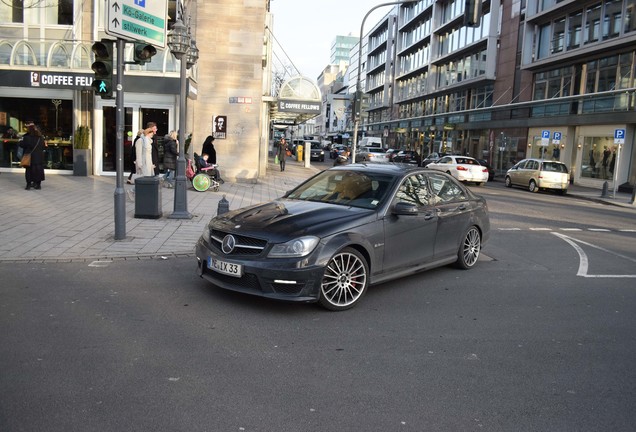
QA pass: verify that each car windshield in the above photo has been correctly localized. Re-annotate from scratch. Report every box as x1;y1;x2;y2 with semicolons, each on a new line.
286;170;395;209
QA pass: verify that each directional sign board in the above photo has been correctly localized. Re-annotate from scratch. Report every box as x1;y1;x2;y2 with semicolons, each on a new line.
107;0;168;48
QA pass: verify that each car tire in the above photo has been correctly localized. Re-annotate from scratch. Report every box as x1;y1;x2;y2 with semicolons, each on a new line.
529;180;539;193
454;226;481;270
477;182;485;186
505;176;512;187
318;247;369;311
559;189;568;195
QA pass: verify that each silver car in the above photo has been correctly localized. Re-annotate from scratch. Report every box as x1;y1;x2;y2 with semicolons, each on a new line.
357;146;389;163
505;158;569;194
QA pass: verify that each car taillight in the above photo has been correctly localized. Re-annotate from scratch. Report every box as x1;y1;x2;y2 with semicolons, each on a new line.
457;166;468;171
481;168;488;172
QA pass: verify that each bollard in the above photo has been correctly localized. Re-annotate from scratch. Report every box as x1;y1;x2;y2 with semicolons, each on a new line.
601;181;609;198
217;194;230;215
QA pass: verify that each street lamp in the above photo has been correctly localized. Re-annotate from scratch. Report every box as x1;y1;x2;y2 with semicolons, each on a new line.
167;17;197;219
352;1;415;163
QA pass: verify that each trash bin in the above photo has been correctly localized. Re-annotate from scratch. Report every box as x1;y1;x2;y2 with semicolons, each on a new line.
134;176;162;219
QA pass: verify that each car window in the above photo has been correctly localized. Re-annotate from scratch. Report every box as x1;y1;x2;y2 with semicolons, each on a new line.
438;157;451;164
428;173;467;203
542;162;568;173
456;157;477;165
396;174;431;208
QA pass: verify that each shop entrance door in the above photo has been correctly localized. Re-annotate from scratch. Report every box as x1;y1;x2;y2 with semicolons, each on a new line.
102;106;133;172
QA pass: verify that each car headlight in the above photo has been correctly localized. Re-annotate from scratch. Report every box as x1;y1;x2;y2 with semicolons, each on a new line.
201;224;211;243
268;236;320;258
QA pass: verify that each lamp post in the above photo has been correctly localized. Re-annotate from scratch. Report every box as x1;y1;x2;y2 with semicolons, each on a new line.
167;17;198;219
352;1;415;164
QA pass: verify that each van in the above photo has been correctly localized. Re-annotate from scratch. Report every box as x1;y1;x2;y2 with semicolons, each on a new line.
359;137;383;148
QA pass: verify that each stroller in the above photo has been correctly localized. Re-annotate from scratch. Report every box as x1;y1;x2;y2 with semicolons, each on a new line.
186;153;220;192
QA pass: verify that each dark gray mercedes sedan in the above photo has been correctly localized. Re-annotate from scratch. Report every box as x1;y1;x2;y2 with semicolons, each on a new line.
195;164;490;311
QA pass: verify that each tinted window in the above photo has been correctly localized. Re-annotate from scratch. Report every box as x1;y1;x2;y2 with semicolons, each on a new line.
542;162;568;172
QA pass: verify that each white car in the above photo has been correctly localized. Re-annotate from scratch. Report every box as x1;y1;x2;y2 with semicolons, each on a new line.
427;155;489;185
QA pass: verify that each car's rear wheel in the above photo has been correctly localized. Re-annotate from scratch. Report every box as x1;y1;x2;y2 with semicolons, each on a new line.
319;247;368;311
454;226;481;269
529;180;539;193
505;176;512;187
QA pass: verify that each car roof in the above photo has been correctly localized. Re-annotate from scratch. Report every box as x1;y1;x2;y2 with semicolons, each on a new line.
330;162;424;175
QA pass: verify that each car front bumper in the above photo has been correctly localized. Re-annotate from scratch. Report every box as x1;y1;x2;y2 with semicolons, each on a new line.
195;239;324;303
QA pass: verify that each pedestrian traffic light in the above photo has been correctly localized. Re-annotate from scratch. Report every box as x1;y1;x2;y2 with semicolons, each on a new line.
91;40;114;99
464;0;482;27
133;42;157;65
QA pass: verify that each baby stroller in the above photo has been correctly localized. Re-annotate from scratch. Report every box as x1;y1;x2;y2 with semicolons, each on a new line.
187;153;220;192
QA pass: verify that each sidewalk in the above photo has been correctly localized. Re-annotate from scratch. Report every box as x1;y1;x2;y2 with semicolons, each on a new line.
0;161;633;263
0;158;319;263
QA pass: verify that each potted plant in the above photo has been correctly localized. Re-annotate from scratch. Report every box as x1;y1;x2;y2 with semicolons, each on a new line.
73;125;92;176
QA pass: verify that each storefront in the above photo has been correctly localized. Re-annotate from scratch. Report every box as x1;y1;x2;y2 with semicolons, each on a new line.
527;125;635;189
1;69;180;176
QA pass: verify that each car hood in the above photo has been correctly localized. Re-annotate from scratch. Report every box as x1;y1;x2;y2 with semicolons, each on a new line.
211;199;374;239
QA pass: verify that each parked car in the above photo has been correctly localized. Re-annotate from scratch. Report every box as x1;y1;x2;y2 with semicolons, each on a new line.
308;140;325;162
195;164;490;310
427;155;489;185
385;148;401;162
477;159;495;181
392;150;421;165
505;158;569;194
356;146;389;163
421;152;444;167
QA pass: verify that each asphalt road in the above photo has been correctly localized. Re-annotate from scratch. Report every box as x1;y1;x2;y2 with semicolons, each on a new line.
2;180;635;432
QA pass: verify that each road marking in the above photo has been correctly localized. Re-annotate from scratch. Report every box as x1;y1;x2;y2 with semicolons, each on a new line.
552;232;636;278
88;260;112;267
561;228;582;231
588;228;611;232
499;228;521;230
529;227;551;231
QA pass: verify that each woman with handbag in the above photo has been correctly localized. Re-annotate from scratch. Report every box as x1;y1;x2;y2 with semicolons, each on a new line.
20;124;46;190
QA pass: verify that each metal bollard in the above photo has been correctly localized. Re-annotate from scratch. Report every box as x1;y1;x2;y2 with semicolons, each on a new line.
217;195;230;215
601;181;609;198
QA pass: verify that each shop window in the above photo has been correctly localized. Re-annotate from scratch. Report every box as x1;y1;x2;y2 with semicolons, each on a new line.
50;43;70;68
580;137;616;180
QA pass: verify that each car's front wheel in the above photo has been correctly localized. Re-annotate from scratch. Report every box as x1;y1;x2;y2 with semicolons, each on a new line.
505;176;512;187
454;226;481;269
319;247;369;311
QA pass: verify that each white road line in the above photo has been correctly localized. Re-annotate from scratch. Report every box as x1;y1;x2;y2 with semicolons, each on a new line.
552;232;636;278
529;227;551;231
560;228;582;231
498;228;521;230
588;228;611;232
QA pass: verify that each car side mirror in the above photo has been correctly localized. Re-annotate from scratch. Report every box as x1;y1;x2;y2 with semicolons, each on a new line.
393;201;419;215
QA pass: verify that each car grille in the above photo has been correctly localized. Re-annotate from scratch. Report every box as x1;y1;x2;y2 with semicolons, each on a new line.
206;270;261;292
210;229;268;256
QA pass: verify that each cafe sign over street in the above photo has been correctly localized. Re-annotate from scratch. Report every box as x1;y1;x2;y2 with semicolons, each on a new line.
106;0;168;47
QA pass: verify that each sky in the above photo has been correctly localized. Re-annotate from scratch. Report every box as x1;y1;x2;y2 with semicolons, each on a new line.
269;0;396;80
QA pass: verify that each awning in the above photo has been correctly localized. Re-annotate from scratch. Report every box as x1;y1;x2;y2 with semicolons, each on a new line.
269;76;322;125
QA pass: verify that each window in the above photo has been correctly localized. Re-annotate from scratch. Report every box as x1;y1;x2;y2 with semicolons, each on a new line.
567;11;582;50
585;3;602;44
552;18;566;53
603;0;623;40
429;173;467;203
626;0;636;33
396;174;431;207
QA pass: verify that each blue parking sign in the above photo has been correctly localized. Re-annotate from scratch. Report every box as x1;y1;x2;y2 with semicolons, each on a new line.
542;130;550;139
614;129;625;139
553;132;562;140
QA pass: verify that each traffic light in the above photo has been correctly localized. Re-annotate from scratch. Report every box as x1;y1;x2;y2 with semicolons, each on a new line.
91;40;114;99
133;42;157;65
464;0;482;27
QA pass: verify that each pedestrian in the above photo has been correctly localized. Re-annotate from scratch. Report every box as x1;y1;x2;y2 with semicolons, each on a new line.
146;121;160;175
136;127;155;177
277;137;288;171
127;130;143;184
20;123;46;190
201;135;217;163
163;130;178;186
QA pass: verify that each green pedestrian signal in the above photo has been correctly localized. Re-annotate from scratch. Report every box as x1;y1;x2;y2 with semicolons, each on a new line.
91;40;114;99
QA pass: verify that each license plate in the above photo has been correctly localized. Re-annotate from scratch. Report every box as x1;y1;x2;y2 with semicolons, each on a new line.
208;257;243;277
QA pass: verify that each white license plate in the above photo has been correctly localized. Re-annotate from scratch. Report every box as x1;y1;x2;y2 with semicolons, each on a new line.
208;257;243;277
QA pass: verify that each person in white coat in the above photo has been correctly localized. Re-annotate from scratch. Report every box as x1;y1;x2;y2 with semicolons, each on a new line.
136;127;155;177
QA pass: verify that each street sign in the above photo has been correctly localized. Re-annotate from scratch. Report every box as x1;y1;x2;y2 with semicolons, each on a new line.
614;128;625;144
106;0;168;48
541;130;550;146
552;131;562;145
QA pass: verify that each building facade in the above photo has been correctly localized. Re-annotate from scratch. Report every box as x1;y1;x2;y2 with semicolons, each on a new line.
1;0;271;183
